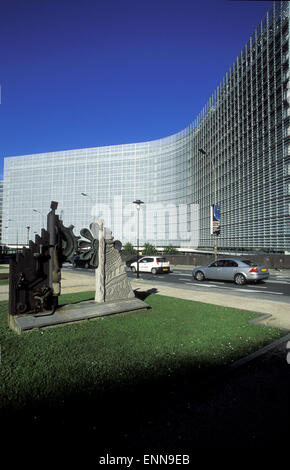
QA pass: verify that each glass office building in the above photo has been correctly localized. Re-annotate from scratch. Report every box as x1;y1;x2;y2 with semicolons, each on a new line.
0;180;3;243
2;1;290;252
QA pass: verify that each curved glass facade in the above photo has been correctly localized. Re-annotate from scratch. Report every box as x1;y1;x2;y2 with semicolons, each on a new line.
2;1;290;251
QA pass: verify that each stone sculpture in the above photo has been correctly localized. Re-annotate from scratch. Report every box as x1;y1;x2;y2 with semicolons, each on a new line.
92;220;135;303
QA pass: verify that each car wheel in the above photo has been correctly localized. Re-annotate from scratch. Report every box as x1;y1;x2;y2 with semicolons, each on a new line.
234;273;246;285
131;266;136;273
195;271;205;281
151;268;157;275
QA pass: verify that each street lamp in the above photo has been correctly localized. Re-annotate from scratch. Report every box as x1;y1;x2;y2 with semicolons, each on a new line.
81;192;97;221
81;192;94;202
26;226;30;245
199;148;218;260
133;199;144;278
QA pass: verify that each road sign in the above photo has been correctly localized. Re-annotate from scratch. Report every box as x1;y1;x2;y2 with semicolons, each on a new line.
210;204;221;235
213;204;220;221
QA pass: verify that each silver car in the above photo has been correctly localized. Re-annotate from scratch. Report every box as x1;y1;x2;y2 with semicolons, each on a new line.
192;258;269;285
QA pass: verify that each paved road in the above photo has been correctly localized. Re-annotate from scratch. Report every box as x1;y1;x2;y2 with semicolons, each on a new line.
65;265;290;305
148;268;290;304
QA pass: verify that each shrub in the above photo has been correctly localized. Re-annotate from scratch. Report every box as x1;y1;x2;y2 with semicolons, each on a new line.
163;244;178;254
142;242;157;255
123;242;137;254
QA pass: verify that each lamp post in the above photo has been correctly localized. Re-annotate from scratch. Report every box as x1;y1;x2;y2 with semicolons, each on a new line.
199;148;218;260
26;226;30;245
133;200;144;279
81;192;97;221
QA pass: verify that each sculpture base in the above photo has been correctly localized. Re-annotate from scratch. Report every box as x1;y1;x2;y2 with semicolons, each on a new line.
8;298;149;334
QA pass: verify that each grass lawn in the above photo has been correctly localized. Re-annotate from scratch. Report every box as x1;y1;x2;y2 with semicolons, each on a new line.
0;291;286;412
0;291;288;459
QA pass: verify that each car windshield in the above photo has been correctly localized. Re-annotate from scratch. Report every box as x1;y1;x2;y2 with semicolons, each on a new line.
241;259;258;267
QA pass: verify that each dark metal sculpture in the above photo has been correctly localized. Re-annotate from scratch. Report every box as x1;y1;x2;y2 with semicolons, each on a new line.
9;201;79;317
78;224;99;268
8;201;125;323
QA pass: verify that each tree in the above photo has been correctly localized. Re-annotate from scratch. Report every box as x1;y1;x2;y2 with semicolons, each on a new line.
123;242;136;254
143;242;157;255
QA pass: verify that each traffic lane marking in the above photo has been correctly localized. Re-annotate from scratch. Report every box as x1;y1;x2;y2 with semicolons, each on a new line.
185;283;214;287
247;285;268;288
190;280;286;289
170;272;192;277
185;283;284;294
268;280;290;284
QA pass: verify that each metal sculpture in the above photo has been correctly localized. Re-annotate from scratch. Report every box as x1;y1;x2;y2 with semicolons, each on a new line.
8;201;148;334
9;201;79;317
78;225;99;268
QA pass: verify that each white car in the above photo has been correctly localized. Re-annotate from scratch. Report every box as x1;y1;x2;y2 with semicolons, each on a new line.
130;256;170;274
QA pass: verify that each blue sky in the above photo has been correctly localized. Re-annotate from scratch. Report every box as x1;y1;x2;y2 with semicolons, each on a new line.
0;0;272;177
